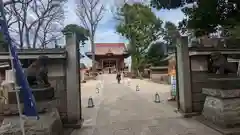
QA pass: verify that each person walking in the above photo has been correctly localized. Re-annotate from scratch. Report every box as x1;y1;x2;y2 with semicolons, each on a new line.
116;71;121;84
109;68;111;74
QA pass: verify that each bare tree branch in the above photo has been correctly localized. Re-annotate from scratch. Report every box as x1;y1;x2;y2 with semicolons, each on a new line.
3;0;33;7
37;5;64;48
92;5;104;34
4;0;65;48
76;0;105;71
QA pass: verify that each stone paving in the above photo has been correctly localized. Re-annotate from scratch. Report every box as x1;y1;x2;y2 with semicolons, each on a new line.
124;78;172;102
71;74;222;135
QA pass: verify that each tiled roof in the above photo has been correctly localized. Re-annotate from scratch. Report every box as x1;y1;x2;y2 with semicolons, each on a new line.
95;43;127;55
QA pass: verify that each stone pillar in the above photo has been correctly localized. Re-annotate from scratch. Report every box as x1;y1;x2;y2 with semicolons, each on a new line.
176;36;192;113
64;32;82;123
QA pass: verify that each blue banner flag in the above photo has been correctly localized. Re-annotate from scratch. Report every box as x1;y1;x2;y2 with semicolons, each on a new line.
0;12;39;119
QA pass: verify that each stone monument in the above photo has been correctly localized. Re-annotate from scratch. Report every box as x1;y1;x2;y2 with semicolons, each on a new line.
0;55;63;135
202;52;240;131
25;55;51;88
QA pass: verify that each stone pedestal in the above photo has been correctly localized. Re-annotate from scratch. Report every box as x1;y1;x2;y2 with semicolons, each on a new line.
0;83;61;135
0;86;56;115
8;87;55;104
1;100;57;116
202;78;240;128
0;108;63;135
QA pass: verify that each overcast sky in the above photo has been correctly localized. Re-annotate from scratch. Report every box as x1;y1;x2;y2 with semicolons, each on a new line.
64;0;185;66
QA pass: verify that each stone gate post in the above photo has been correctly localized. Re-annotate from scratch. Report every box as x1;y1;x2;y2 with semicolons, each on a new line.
64;32;82;125
176;36;192;113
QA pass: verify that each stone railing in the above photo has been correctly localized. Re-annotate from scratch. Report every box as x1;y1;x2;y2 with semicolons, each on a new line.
123;72;135;78
84;72;99;80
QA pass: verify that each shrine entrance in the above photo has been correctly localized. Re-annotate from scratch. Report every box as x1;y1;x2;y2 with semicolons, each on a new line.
103;59;116;68
102;59;117;73
85;43;130;72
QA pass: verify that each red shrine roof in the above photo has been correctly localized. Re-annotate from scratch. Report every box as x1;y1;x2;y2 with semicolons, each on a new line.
95;43;127;55
86;43;128;56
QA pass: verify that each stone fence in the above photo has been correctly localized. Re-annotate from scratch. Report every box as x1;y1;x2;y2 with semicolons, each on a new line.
149;66;169;84
0;33;82;127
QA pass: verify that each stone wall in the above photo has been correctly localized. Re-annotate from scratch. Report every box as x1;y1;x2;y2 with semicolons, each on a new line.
48;59;67;119
190;71;238;113
190;55;208;112
123;72;132;78
150;67;169;84
190;55;235;113
191;71;208;112
150;74;169;84
49;76;67;119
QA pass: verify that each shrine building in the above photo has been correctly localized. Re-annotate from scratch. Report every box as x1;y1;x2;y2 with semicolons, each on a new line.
85;43;129;72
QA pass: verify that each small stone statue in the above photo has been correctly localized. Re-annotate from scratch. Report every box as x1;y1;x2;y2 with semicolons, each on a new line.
209;52;237;74
25;55;50;87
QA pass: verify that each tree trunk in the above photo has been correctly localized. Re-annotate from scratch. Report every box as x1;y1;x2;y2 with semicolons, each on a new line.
32;24;42;48
91;38;96;72
135;56;143;79
25;28;31;48
137;69;143;79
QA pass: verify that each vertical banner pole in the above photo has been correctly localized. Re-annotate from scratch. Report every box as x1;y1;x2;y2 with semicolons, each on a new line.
0;1;26;134
10;55;26;135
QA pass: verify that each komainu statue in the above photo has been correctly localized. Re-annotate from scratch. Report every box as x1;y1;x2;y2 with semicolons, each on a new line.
25;55;50;87
209;52;237;74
